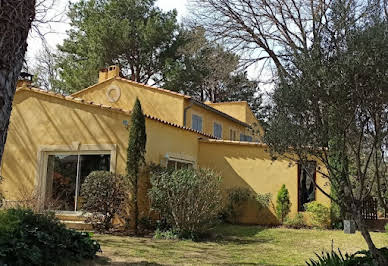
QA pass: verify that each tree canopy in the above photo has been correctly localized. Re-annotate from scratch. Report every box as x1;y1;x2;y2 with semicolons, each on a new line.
57;0;182;93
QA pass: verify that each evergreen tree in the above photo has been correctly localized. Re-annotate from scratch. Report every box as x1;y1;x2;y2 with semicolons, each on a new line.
126;98;147;234
276;184;291;223
57;0;182;93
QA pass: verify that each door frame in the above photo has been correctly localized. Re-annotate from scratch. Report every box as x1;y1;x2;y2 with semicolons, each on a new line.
35;143;117;210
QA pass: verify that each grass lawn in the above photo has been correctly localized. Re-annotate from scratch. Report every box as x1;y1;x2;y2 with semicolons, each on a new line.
88;224;388;265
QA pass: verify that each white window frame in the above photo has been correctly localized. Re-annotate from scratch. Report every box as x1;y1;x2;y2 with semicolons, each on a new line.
166;157;194;170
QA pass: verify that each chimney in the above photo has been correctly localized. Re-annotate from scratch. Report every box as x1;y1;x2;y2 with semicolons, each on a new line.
98;65;120;83
17;72;33;88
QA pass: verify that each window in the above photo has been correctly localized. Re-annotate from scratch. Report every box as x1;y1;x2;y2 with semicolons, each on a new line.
213;122;222;138
240;134;253;142
298;161;316;211
230;129;237;141
167;159;193;170
45;153;111;211
192;114;203;132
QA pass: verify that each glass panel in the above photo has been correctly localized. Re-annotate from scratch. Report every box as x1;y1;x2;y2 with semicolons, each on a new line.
298;161;316;211
192;114;203;132
46;153;111;211
77;154;110;210
46;155;78;211
167;160;176;170
214;123;222;138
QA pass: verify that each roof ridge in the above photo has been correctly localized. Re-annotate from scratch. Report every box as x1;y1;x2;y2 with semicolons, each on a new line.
18;87;215;139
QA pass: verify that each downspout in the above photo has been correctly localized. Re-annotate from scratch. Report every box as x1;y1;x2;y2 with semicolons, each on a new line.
183;100;194;127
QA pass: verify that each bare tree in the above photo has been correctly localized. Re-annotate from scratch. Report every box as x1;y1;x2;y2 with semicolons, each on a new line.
189;0;382;80
0;0;36;164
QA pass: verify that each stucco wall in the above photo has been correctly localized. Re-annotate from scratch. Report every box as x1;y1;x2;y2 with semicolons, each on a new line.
0;89;200;207
184;102;254;140
198;140;331;225
73;79;186;126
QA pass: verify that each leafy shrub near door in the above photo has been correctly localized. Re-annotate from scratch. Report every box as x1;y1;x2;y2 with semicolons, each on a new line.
304;201;331;229
0;208;100;265
81;171;126;232
149;168;223;239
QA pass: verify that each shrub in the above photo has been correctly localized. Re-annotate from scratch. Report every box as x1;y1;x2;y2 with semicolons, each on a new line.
385;223;388;234
80;171;125;232
284;213;306;229
0;208;100;265
276;184;291;223
153;228;178;240
149;168;223;239
306;248;388;266
223;187;272;223
304;201;331;229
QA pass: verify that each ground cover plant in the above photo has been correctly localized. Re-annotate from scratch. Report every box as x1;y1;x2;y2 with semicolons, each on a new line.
0;208;100;265
88;224;388;265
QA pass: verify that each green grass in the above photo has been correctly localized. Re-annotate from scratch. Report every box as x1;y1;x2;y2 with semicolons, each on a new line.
87;224;388;265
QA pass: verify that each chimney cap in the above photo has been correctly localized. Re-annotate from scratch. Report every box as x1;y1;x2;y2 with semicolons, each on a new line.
19;72;33;81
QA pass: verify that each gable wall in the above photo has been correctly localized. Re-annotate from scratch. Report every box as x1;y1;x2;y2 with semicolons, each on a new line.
74;79;186;126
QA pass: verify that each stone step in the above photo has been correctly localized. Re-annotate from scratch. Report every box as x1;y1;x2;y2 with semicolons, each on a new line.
62;220;93;231
55;211;92;222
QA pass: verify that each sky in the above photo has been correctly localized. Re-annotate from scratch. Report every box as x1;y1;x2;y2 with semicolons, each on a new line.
26;0;189;63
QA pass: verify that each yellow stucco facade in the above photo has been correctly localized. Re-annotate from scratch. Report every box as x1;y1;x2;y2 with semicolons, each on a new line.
0;67;330;225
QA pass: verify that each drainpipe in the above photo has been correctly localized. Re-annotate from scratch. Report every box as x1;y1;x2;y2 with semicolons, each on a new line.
183;101;194;127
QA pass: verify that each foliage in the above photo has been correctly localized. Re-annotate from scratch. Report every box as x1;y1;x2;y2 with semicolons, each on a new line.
126;98;147;234
153;228;178;240
223;187;271;223
0;208;100;265
304;201;331;229
163;27;263;116
149;167;223;239
57;0;181;93
276;184;291;223
306;248;388;266
284;213;306;229
385;223;388;234
0;175;3;208
80;170;125;232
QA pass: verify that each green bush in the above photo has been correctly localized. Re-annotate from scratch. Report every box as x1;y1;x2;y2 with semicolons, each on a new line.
284;213;306;229
0;208;100;265
306;248;388;266
223;187;271;223
304;201;331;229
276;184;291;223
81;171;126;232
149;167;223;239
385;223;388;234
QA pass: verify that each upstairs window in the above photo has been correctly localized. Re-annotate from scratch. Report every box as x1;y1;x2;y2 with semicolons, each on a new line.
230;129;237;141
240;134;253;142
192;114;203;132
298;161;316;211
213;122;222;138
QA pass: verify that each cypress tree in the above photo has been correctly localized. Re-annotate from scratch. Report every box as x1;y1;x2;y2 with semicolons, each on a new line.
126;98;147;234
276;184;291;224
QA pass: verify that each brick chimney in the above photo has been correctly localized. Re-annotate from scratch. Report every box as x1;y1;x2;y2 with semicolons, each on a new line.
16;72;33;88
98;65;120;83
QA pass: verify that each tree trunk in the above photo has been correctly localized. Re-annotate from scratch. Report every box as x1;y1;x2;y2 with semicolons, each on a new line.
355;212;387;265
0;0;36;165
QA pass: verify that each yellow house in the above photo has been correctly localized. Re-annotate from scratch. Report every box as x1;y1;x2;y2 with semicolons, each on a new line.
0;66;330;225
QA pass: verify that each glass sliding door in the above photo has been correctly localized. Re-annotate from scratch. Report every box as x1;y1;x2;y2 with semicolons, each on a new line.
45;153;110;211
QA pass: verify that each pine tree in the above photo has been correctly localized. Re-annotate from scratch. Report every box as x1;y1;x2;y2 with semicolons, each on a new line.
126;98;147;234
276;184;291;223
